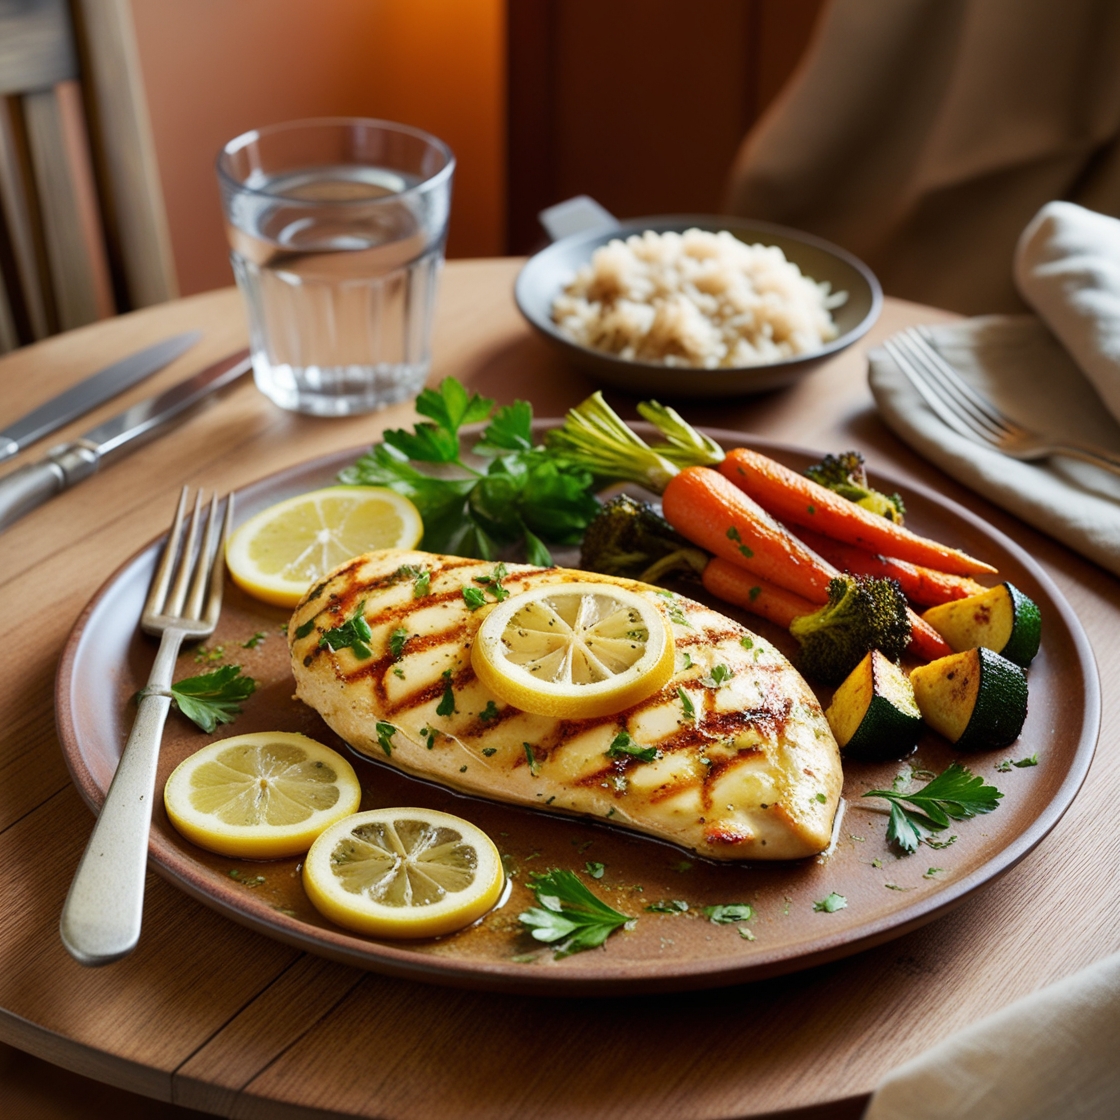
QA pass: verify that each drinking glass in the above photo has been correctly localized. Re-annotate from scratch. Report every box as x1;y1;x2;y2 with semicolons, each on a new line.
217;118;454;416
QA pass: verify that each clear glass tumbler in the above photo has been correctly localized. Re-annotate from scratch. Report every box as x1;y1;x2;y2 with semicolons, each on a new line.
217;118;454;416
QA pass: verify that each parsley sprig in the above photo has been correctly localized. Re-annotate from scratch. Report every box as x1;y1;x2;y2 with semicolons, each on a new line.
161;665;256;733
319;602;372;659
519;869;636;957
338;379;601;564
863;763;1003;854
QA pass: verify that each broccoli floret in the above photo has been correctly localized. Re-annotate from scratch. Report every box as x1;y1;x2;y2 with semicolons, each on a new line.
805;451;905;523
580;494;708;582
789;575;911;684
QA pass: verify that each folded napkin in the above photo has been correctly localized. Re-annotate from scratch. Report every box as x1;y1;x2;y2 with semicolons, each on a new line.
863;950;1120;1120
869;203;1120;577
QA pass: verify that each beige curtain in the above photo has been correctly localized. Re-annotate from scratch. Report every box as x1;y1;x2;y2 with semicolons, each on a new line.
725;0;1120;314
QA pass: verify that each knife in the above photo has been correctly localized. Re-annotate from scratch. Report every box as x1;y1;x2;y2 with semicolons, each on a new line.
0;331;203;464
0;349;252;533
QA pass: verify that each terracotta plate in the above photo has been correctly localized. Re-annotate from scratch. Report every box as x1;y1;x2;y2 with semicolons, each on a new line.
55;432;1099;995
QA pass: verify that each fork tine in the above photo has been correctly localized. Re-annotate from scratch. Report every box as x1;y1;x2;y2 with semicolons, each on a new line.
204;493;234;630
906;328;1025;438
185;493;219;620
165;491;203;618
890;334;1006;443
883;337;999;446
144;487;189;617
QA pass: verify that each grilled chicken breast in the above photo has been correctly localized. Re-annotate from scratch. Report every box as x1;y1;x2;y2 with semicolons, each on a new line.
289;550;842;861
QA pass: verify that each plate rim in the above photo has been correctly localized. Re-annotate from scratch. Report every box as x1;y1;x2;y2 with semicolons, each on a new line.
55;430;1101;995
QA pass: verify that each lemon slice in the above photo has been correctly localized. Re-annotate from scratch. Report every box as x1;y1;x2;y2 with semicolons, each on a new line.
226;486;423;607
471;581;675;719
302;808;504;938
164;732;362;858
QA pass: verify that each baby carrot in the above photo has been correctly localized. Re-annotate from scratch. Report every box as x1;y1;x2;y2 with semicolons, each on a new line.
719;448;997;577
794;528;988;607
661;466;837;603
701;558;819;629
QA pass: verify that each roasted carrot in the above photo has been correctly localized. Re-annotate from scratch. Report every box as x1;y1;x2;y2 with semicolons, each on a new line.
701;559;820;629
661;466;837;603
794;528;988;607
907;610;953;660
718;448;998;577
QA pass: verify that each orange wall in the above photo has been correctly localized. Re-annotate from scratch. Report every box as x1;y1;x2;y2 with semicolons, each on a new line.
129;0;507;297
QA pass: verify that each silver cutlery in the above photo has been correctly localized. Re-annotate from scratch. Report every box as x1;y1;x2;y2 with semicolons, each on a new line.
60;488;232;965
0;330;202;463
0;348;251;532
883;327;1120;477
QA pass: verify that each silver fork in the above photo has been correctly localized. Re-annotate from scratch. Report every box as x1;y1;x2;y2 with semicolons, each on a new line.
60;488;233;966
883;327;1120;477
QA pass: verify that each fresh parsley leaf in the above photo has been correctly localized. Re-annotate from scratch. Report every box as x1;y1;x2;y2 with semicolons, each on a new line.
389;627;409;660
519;869;634;957
479;700;500;722
319;602;372;659
462;586;488;610
242;631;267;649
584;861;605;879
523;741;540;776
1013;754;1039;768
413;570;431;597
605;730;659;764
474;400;533;454
645;899;689;914
813;892;847;913
420;726;436;750
294;618;316;639
703;903;753;924
702;664;734;687
164;665;257;733
678;687;696;721
437;670;456;717
375;721;396;757
863;763;1003;854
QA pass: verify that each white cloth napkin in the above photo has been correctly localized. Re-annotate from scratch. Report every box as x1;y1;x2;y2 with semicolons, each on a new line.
869;203;1120;577
863;951;1120;1120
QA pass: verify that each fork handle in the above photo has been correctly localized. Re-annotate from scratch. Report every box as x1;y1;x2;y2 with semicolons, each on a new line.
1051;440;1120;477
60;627;185;965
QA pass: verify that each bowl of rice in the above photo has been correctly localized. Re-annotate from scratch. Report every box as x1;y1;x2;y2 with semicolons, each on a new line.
515;214;882;398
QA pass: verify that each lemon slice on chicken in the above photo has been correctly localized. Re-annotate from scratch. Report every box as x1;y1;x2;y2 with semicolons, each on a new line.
471;582;675;719
226;486;423;607
302;808;504;938
164;732;361;858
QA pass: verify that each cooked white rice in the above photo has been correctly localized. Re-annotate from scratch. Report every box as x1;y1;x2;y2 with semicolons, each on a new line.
551;228;846;369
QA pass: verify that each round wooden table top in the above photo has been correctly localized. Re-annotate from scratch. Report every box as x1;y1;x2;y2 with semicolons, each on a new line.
1;260;1117;1120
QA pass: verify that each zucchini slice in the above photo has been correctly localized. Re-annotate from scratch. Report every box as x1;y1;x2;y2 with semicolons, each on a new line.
826;649;922;762
909;647;1028;751
921;582;1041;667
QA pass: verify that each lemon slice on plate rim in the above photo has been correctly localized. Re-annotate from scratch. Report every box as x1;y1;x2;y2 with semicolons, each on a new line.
225;485;423;607
471;581;675;719
302;807;505;939
163;732;362;859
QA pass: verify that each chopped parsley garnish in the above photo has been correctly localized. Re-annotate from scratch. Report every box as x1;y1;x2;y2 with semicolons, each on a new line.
997;753;1039;772
703;903;753;924
294;618;316;639
473;563;511;602
420;726;436;750
813;892;847;913
160;665;257;733
479;700;500;722
727;526;742;542
678;687;696;721
646;899;689;914
702;664;734;687
481;747;498;757
319;602;372;659
605;730;659;764
462;586;488;611
679;651;693;670
670;860;693;873
436;669;457;717
375;721;396;757
413;570;431;597
389;627;409;660
739;635;754;650
584;861;605;879
337;379;600;564
519;869;635;957
863;763;1003;854
242;631;267;649
523;742;540;776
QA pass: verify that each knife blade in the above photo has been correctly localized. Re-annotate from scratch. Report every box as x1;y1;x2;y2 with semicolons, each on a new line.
0;349;251;533
0;330;203;463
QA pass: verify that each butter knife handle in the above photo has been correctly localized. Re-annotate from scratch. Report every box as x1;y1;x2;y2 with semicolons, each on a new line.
0;444;99;532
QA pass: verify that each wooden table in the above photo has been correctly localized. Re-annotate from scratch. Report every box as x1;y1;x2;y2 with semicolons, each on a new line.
1;260;1118;1120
